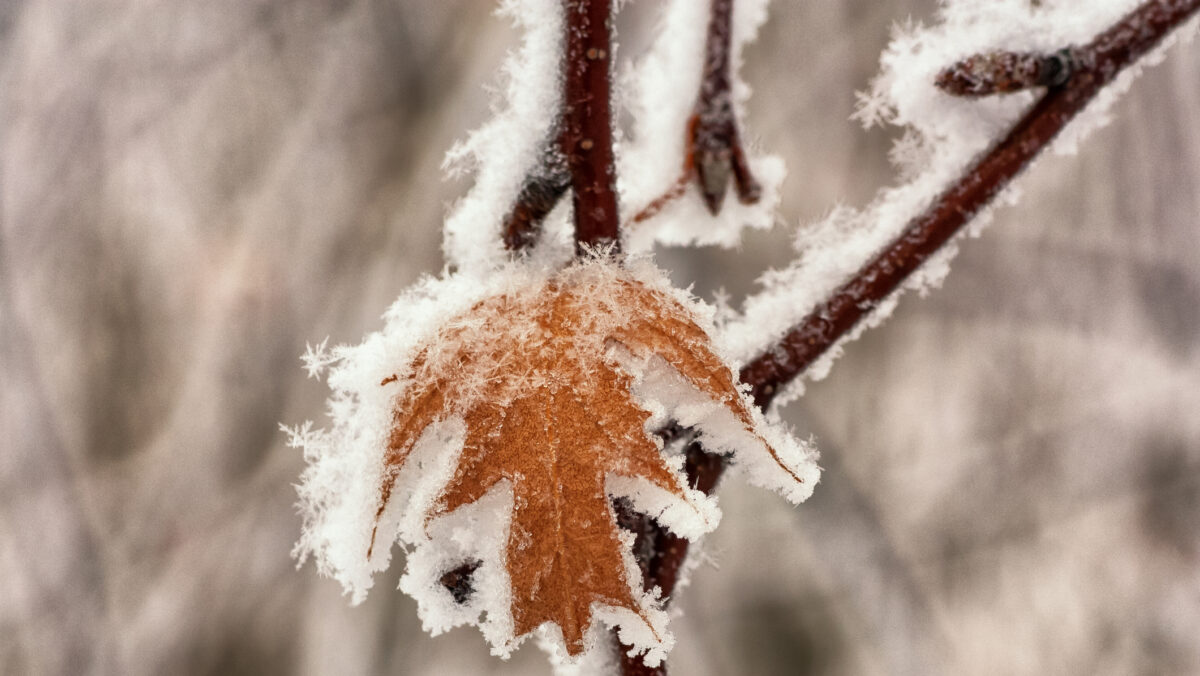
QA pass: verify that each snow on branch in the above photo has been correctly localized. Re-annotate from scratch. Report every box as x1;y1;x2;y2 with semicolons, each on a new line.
619;0;784;251
442;0;568;268
623;2;1199;673
726;0;1200;409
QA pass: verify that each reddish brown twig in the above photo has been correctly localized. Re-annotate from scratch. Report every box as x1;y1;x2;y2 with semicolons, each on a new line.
631;170;691;224
739;0;1200;408
562;0;620;255
936;49;1075;97
692;0;761;214
502;154;570;251
618;1;1200;673
630;0;762;224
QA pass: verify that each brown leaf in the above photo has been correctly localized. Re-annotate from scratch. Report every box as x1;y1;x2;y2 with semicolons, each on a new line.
369;266;785;656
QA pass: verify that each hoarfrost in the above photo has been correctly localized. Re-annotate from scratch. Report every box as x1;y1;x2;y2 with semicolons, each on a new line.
721;0;1199;408
290;255;818;667
442;0;569;269
284;0;1200;668
620;0;783;251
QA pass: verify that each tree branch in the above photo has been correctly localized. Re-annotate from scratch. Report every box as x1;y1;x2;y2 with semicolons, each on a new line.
617;1;1200;673
739;0;1200;409
562;0;620;255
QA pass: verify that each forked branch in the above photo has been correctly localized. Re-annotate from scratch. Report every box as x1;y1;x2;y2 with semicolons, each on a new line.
738;0;1200;409
621;1;1200;673
691;0;762;214
631;0;762;224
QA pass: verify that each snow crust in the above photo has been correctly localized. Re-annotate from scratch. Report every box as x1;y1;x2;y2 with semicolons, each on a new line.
288;254;818;667
721;0;1199;408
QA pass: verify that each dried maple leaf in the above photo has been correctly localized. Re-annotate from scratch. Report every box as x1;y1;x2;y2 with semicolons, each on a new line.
367;261;809;660
291;259;819;666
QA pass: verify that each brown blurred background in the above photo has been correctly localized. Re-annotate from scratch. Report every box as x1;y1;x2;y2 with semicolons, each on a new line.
2;2;1199;674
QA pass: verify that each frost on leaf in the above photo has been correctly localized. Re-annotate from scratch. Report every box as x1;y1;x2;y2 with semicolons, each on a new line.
292;258;818;666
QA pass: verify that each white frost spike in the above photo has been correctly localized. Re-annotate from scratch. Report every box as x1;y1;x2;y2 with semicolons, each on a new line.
300;338;336;380
290;255;819;667
722;0;1195;408
619;0;783;251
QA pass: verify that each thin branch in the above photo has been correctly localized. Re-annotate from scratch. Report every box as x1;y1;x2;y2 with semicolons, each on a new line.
739;0;1200;409
692;0;761;214
935;49;1075;97
616;1;1200;673
630;0;762;223
562;0;620;254
502;150;570;251
631;171;690;224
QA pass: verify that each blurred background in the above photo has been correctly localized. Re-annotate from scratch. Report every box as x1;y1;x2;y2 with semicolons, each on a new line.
2;1;1199;674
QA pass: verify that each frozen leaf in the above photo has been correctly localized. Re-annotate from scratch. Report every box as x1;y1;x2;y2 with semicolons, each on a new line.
373;261;807;660
292;258;818;666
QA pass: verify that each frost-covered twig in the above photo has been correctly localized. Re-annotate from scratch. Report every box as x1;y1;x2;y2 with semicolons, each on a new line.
502;150;569;251
563;0;620;254
738;0;1200;409
621;0;782;251
630;0;762;224
623;2;1200;672
935;49;1075;97
691;0;762;215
